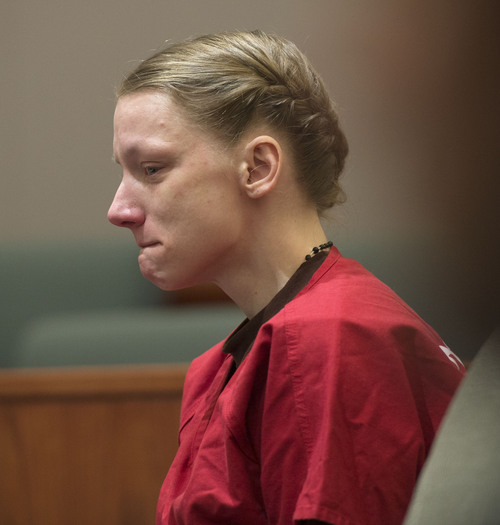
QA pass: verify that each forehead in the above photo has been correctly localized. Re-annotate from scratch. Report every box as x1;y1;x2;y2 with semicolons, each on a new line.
114;91;187;141
113;91;228;164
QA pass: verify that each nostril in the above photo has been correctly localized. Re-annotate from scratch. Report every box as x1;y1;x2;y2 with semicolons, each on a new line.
121;220;137;228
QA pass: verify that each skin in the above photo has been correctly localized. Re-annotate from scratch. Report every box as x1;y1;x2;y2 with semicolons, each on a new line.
108;90;328;318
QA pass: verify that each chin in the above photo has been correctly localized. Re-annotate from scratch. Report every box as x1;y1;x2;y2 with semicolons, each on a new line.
139;265;193;292
140;268;170;290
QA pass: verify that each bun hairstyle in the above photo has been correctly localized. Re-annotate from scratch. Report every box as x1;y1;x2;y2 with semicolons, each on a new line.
118;30;348;214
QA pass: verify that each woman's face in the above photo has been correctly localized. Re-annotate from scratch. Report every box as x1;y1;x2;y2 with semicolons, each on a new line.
108;91;245;290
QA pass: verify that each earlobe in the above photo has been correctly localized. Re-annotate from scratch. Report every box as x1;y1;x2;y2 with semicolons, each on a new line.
243;136;282;199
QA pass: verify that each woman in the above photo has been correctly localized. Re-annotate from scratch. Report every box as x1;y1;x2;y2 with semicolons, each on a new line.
108;30;464;525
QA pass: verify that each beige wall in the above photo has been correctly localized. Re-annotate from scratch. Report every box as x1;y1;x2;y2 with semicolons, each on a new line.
2;1;498;358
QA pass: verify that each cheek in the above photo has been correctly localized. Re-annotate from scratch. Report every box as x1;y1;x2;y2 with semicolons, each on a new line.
147;185;199;237
148;183;180;218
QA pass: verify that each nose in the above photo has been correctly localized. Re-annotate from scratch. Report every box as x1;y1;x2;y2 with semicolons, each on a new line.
107;181;145;229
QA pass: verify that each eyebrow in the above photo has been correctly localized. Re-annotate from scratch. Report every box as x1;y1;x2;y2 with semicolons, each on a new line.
111;141;177;168
110;144;140;166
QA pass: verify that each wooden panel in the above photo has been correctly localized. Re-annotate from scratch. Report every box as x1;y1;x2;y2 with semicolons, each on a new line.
0;365;188;525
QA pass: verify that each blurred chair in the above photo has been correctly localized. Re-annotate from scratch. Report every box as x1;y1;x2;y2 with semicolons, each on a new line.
0;239;242;368
16;305;243;367
0;239;162;366
403;326;500;525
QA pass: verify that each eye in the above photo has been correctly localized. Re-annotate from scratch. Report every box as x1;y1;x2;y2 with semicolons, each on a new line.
144;165;161;177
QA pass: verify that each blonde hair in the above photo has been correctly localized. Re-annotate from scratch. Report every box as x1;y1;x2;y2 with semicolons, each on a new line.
118;30;348;213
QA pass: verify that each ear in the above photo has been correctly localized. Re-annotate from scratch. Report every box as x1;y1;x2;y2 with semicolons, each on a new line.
241;136;282;199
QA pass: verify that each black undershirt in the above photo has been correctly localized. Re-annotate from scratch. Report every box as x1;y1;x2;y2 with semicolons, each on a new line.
222;251;328;368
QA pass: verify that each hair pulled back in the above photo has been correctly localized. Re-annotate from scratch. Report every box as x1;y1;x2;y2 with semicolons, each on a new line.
118;30;348;213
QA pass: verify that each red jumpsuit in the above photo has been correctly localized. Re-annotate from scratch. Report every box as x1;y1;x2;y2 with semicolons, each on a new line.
157;248;465;525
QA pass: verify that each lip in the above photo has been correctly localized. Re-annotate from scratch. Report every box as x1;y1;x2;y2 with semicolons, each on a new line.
138;241;161;249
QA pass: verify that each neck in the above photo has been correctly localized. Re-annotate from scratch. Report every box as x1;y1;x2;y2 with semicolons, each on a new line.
213;211;329;318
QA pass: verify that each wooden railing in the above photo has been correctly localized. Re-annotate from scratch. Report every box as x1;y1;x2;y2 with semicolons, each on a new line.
0;364;188;525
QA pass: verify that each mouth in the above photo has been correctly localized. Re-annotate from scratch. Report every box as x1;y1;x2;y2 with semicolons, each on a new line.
138;241;161;249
